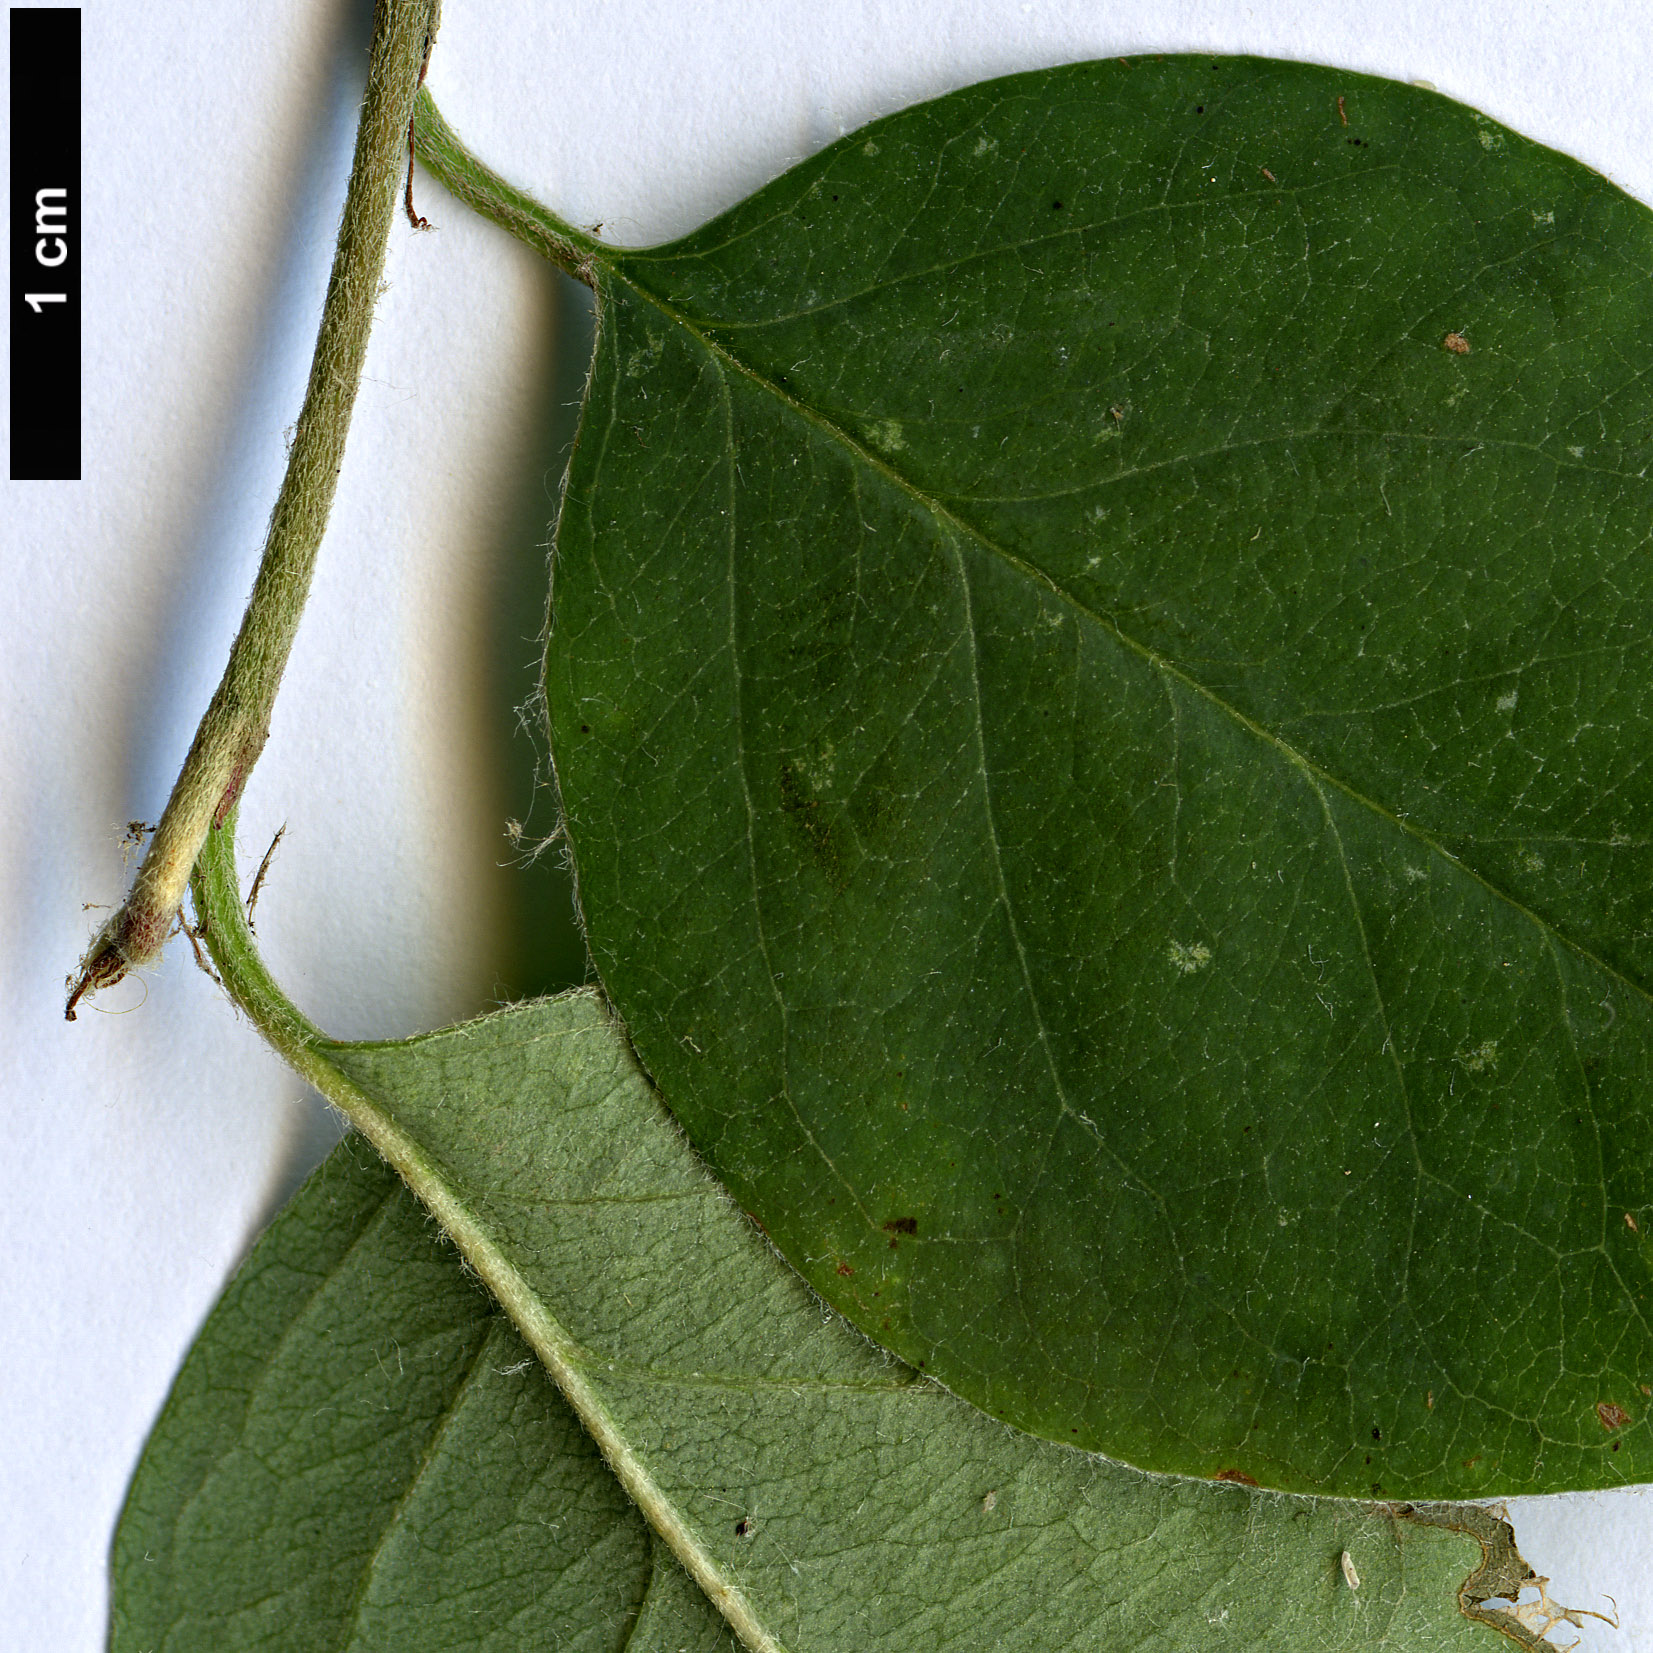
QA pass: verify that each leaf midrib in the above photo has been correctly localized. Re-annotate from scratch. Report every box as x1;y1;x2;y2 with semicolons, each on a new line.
602;256;1653;1020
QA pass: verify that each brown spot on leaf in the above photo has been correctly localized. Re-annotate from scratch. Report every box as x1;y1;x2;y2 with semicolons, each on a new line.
1597;1400;1632;1431
884;1216;918;1236
1626;1212;1640;1232
835;1260;855;1276
1443;331;1471;354
1212;1468;1259;1485
1260;166;1276;183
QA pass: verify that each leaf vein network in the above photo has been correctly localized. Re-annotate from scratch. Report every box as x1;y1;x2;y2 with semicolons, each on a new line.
613;267;1653;1026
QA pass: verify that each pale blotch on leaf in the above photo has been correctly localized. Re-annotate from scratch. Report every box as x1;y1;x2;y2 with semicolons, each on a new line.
625;332;666;380
793;741;837;792
866;418;906;453
1456;1039;1499;1073
1495;686;1518;712
1168;939;1212;975
1340;1550;1361;1591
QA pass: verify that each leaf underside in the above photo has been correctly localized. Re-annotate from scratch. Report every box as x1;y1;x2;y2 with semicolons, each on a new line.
110;1136;734;1653
502;55;1653;1497
114;972;1556;1651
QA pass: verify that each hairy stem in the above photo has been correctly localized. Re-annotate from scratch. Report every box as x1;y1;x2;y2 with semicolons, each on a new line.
412;87;610;282
67;0;443;1019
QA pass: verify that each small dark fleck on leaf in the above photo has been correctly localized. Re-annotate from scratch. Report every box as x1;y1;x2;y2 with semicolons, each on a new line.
884;1216;918;1235
734;1518;752;1537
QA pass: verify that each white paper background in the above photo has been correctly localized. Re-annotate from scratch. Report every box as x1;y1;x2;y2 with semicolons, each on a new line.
3;1;1649;1646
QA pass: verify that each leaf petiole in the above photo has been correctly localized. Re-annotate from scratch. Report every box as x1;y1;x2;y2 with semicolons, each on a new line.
412;87;610;282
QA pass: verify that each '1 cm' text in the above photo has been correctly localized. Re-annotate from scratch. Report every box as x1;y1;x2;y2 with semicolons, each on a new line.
24;188;68;313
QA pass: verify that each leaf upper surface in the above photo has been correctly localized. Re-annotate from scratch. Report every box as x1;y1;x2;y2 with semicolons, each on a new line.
501;56;1653;1496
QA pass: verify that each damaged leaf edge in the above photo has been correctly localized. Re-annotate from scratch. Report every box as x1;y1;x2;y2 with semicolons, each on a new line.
1400;1504;1607;1649
191;815;1591;1652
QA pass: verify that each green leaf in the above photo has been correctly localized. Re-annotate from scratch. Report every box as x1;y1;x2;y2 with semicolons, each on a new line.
170;819;1572;1653
416;57;1653;1497
111;1134;736;1653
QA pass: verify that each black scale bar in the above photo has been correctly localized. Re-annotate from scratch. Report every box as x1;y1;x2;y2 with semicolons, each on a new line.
10;7;80;481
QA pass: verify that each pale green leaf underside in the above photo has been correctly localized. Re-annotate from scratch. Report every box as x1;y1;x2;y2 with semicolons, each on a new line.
417;55;1653;1497
111;1136;734;1653
172;819;1564;1652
